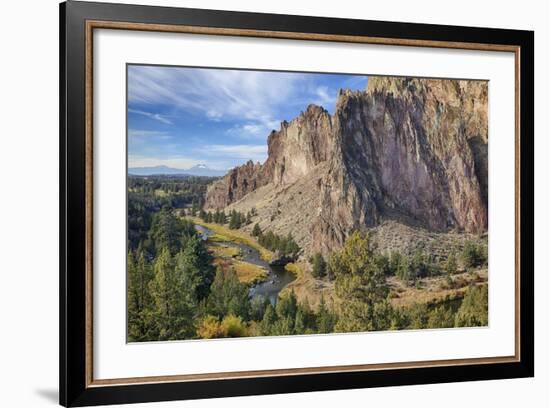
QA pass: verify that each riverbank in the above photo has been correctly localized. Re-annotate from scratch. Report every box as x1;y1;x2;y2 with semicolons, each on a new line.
186;216;274;262
279;262;337;309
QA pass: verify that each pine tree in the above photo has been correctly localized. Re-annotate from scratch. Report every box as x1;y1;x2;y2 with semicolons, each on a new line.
174;234;215;302
127;247;154;341
316;295;336;333
149;247;195;340
311;253;327;278
252;223;262;237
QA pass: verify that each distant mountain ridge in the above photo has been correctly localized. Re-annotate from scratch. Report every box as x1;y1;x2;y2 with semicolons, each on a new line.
128;164;226;177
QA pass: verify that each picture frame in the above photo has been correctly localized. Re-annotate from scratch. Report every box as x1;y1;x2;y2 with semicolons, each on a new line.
59;1;534;406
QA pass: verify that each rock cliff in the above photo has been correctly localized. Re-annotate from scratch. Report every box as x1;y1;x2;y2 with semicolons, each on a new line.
205;76;488;255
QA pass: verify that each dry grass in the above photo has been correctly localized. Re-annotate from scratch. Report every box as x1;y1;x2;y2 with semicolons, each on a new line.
279;262;337;310
232;260;269;285
186;216;274;262
212;257;268;285
208;244;240;258
388;268;488;307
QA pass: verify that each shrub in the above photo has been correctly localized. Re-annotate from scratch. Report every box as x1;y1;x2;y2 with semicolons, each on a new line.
220;314;247;337
455;284;488;327
461;241;488;269
445;252;458;275
196;315;223;339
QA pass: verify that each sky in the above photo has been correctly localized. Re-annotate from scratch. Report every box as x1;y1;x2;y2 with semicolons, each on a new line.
128;65;368;171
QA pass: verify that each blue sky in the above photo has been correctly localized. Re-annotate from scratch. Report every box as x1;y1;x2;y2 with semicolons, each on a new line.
128;65;368;170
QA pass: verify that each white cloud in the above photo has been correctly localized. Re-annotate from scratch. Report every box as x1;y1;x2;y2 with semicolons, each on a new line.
313;86;334;107
197;144;268;162
128;66;304;130
128;108;173;125
226;121;280;139
128;129;172;140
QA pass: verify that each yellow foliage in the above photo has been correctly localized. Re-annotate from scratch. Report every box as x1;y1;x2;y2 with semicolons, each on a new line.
196;314;248;339
220;314;247;337
196;315;223;339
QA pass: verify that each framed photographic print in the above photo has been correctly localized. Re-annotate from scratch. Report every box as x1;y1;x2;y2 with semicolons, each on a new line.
59;1;534;406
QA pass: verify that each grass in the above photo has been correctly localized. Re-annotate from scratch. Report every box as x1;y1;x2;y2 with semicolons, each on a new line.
388;268;488;308
208;244;240;258
278;262;337;310
212;257;268;285
232;260;268;285
186;216;274;262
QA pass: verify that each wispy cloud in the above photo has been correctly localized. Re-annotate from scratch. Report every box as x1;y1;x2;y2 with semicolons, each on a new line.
226;121;280;139
127;66;368;170
128;129;172;139
195;144;268;163
313;86;334;107
128;108;173;125
128;66;307;134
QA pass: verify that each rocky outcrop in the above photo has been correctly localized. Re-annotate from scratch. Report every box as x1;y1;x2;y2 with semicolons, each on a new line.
204;105;333;209
204;160;265;209
205;77;488;255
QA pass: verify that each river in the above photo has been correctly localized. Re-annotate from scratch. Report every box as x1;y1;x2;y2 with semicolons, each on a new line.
194;224;295;304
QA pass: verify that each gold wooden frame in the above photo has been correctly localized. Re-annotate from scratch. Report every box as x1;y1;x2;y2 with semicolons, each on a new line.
84;20;521;388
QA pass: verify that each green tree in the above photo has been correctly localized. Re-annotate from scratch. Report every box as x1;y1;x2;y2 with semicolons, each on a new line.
311;253;327;278
229;210;242;230
284;234;300;257
316;295;337;333
148;207;190;255
260;303;278;335
427;305;455;328
252;223;262;237
445;252;458;275
127;247;154;341
330;232;393;332
149;247;196;340
462;241;488;269
455;285;488;327
250;295;269;321
276;291;298;320
206;269;250;320
174;234;215;301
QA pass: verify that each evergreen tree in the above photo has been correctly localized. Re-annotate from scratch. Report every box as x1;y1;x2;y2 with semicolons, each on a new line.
229;210;240;229
174;234;215;302
445;252;458;275
149;247;195;340
427;305;455;328
455;284;488;327
206;269;250;320
461;241;488;269
148;207;184;255
330;232;393;332
316;295;336;333
311;253;327;278
252;223;262;237
127;248;154;341
260;304;277;335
